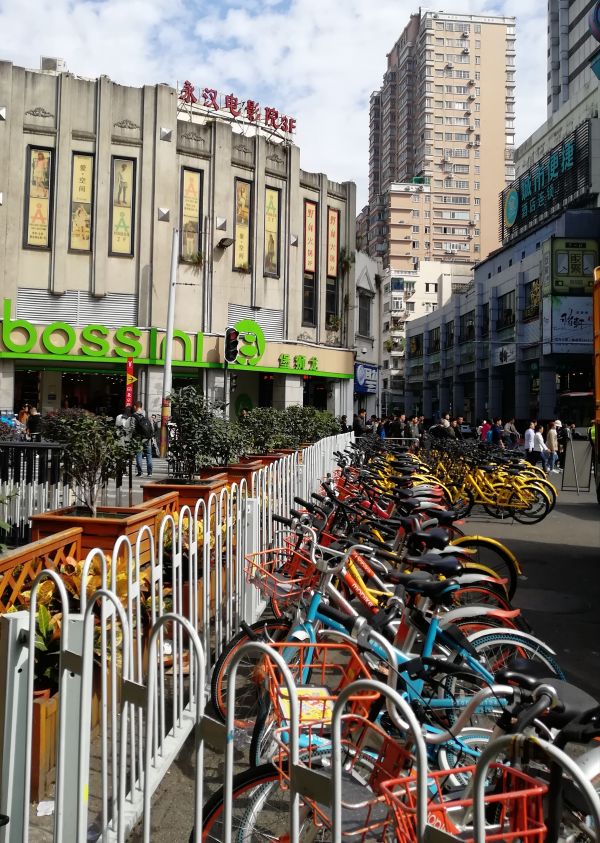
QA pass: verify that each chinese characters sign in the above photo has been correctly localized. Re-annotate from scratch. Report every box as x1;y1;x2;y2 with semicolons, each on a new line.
70;153;93;251
549;297;593;349
178;82;296;135
111;158;135;255
304;200;317;274
551;238;597;295
180;168;202;261
26;147;52;248
264;188;280;276
234;179;252;270
327;208;339;278
500;121;591;243
278;353;319;373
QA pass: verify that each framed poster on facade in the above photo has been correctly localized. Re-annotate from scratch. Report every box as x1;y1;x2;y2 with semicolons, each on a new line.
304;199;317;274
110;157;135;256
25;147;52;248
327;207;339;278
69;153;94;251
234;178;252;271
264;187;280;276
180;168;202;262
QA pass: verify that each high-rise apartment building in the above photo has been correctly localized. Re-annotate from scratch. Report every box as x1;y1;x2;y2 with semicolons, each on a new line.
367;10;516;270
548;0;600;116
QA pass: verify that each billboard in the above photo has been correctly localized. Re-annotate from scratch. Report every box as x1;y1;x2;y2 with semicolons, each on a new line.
354;362;378;394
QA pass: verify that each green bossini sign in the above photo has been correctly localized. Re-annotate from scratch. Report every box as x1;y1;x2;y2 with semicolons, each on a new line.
0;299;353;379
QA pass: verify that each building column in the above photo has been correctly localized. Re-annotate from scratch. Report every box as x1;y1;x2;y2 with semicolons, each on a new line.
488;374;503;420
272;374;303;409
439;383;450;417
206;369;226;406
145;366;166;417
452;381;465;417
514;367;531;421
0;360;15;413
474;375;487;424
422;384;433;419
538;365;557;419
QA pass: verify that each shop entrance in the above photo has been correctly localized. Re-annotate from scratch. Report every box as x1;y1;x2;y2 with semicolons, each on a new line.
303;377;328;410
14;368;126;416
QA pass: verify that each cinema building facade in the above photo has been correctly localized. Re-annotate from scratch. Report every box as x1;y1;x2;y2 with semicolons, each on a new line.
0;60;357;418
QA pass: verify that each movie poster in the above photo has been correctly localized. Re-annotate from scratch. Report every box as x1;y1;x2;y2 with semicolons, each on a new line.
181;168;202;261
264;187;280;275
26;148;52;247
327;207;339;278
111;158;135;255
234;179;252;270
70;153;94;251
304;200;317;274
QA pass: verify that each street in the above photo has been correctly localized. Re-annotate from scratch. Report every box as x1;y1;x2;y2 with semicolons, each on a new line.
126;485;600;841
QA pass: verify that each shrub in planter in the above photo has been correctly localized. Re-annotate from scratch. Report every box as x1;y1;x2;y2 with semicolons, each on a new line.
41;410;138;517
280;406;340;447
239;407;287;453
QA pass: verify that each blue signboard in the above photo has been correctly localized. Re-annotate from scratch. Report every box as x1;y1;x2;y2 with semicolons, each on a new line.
354;362;378;394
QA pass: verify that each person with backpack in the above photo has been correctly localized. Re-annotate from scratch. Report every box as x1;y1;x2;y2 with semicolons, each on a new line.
132;400;154;477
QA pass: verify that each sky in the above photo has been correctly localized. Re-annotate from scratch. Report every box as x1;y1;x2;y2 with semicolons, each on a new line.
0;0;547;207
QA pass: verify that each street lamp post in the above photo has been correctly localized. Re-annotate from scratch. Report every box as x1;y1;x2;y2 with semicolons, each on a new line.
160;227;179;458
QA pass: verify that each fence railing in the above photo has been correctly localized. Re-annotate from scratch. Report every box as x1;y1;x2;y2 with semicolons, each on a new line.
0;431;352;841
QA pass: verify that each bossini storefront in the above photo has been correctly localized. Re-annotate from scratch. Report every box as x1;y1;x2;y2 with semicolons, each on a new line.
0;300;354;417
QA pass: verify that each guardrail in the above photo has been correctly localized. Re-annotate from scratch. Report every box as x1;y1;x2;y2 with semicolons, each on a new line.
0;431;353;841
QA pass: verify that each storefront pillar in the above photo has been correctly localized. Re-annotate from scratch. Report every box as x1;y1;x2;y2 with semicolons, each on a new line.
206;369;226;406
514;367;531;422
439;383;450;417
39;371;62;415
272;374;303;409
452;381;465;417
0;360;14;413
538;365;557;419
488;374;503;420
422;384;433;420
474;374;488;424
146;366;165;416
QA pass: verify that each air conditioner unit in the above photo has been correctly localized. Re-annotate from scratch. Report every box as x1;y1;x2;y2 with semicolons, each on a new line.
445;62;454;69
40;56;66;73
467;125;475;132
469;219;476;226
468;78;476;85
468;93;476;101
462;31;470;38
467;142;474;148
465;109;472;116
462;47;469;54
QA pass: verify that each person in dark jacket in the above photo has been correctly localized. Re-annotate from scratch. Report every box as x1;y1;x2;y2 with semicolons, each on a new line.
353;409;368;437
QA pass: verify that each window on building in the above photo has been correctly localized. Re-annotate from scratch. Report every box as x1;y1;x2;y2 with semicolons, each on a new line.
358;293;372;336
425;282;438;293
303;275;317;326
326;278;338;325
523;279;541;320
412;225;420;232
446;320;455;346
383;321;390;332
459;310;475;342
412;209;420;218
406;301;415;313
496;290;516;330
481;302;489;336
429;326;440;351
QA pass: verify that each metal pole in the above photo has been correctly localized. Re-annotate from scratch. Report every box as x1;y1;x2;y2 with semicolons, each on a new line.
160;227;179;458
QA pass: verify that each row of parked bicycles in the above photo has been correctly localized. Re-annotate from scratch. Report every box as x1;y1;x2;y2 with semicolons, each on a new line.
194;437;598;841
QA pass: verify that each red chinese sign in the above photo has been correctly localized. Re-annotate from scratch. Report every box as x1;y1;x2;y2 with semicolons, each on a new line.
304;200;317;274
125;357;136;407
178;81;297;134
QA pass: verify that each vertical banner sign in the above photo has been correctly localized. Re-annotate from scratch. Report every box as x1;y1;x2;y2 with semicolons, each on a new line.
327;207;340;278
26;148;52;247
264;187;280;276
304;200;317;273
111;158;135;255
234;178;252;270
125;357;136;406
180;168;202;261
70;153;94;251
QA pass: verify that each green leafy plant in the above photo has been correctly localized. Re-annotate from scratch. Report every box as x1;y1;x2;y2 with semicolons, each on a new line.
338;247;355;278
239;407;287;453
42;411;138;517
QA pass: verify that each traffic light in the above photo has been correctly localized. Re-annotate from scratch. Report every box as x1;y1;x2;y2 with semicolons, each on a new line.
224;326;239;364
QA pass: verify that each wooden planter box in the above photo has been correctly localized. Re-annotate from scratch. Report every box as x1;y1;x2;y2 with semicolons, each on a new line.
244;453;285;466
31;673;103;802
142;474;229;511
226;460;263;487
30;506;159;564
133;490;180;543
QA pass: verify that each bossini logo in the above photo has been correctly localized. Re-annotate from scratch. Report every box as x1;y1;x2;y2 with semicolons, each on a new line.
234;319;266;366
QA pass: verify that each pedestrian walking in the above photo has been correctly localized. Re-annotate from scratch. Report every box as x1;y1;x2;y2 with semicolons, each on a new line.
532;424;550;472
26;406;42;442
546;421;560;473
524;420;536;464
132;401;154;477
555;420;567;469
353;409;368;437
480;419;491;442
490;417;505;448
503;418;520;447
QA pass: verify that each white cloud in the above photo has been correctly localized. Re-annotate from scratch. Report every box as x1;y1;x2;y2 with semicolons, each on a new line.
0;0;547;206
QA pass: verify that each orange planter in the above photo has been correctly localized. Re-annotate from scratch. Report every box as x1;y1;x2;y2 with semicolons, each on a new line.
142;474;229;511
226;460;263;487
30;506;159;564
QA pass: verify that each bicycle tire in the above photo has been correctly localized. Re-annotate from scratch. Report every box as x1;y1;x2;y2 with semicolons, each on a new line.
447;485;474;518
452;580;514;610
210;619;291;727
451;536;519;599
508;485;550;524
466;629;565;678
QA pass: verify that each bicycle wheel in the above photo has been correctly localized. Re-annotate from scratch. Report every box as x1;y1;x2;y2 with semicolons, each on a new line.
210;619;291;727
451;536;520;599
466;629;565;678
197;762;328;842
509;485;550;524
448;485;474;518
451;580;514;610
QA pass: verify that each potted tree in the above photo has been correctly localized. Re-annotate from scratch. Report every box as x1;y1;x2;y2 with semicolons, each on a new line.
30;411;158;559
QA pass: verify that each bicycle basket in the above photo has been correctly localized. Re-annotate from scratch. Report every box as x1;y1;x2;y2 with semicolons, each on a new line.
244;547;316;607
381;763;547;843
275;713;413;841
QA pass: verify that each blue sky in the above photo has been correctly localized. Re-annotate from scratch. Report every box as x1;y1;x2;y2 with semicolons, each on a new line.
0;0;547;206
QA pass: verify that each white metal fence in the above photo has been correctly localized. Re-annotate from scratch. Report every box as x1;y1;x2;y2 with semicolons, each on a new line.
0;432;353;842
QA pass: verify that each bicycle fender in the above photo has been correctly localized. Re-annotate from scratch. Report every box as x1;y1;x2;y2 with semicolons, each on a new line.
454;573;509;587
440;606;521;627
451;535;523;575
466;627;557;655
